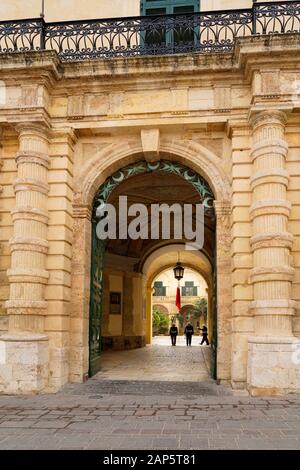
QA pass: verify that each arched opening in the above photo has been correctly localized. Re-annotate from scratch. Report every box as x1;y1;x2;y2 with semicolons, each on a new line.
88;159;218;380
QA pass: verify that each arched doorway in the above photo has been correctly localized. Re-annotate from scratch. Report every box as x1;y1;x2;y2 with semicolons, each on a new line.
88;160;217;378
142;244;215;376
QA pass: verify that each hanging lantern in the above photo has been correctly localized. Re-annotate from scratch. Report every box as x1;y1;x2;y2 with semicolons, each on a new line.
173;262;184;281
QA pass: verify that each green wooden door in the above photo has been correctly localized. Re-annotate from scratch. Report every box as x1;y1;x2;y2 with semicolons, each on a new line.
89;220;105;376
210;233;218;380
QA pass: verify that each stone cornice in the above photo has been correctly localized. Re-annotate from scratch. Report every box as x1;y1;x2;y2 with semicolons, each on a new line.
0;35;299;87
0;51;62;82
235;33;300;81
5;109;52;130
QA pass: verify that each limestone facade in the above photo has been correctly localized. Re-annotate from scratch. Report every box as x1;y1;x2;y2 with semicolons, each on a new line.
0;30;300;395
0;1;258;22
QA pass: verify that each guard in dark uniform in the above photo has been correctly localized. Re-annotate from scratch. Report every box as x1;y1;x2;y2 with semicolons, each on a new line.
184;322;194;347
169;323;178;346
200;325;210;345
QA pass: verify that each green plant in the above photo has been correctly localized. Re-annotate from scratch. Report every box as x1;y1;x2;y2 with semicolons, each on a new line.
152;307;169;335
190;297;208;322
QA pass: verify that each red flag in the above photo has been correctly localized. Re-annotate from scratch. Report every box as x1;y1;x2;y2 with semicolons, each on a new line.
176;286;181;310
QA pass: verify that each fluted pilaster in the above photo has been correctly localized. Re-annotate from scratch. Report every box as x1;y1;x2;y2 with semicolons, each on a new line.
249;110;296;337
5;123;50;333
214;200;232;383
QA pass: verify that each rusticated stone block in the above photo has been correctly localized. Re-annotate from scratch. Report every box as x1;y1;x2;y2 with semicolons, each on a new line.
0;333;49;394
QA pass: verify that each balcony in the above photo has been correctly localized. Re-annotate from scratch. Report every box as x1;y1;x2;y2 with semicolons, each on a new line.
0;1;299;62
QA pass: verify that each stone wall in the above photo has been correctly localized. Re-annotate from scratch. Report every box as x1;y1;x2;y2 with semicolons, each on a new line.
0;33;300;395
0;1;254;22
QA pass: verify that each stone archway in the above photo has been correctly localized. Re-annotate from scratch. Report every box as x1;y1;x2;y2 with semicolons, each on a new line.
70;139;232;385
143;244;213;366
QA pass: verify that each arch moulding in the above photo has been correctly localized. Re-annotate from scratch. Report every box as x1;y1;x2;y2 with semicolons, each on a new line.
70;137;232;385
73;138;231;208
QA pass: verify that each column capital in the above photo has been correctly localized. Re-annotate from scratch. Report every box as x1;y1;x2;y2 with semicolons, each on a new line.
249;109;287;130
15;122;50;140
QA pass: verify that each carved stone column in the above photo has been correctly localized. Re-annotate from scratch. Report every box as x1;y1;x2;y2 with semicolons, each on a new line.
70;205;92;383
214;201;232;383
248;110;300;395
0;123;50;394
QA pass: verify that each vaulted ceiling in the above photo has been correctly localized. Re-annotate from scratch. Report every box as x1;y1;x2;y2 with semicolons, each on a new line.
104;171;216;268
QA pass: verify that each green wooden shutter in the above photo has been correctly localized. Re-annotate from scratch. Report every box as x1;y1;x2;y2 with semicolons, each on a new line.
141;1;200;16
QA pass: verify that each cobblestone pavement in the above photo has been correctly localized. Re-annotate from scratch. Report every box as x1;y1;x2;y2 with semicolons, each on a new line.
0;342;300;450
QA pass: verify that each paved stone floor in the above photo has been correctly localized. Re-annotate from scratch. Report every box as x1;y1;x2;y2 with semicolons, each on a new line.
0;340;300;450
98;336;211;382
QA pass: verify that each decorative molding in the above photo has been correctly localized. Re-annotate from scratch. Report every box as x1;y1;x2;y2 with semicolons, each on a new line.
141;129;160;162
250;168;290;189
250;109;287;130
9;237;49;255
249;266;295;284
250;140;288;161
249;200;291;220
13;178;49;195
16;151;51;169
72;205;92;220
94;160;215;219
250;232;294;251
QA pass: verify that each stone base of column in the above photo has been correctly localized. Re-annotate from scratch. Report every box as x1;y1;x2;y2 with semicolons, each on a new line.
247;336;300;396
0;333;49;394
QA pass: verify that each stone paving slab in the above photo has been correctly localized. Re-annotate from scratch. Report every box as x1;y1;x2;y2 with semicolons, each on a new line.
0;380;300;450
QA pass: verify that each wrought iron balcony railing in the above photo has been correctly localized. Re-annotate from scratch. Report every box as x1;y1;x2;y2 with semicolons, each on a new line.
0;1;299;62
